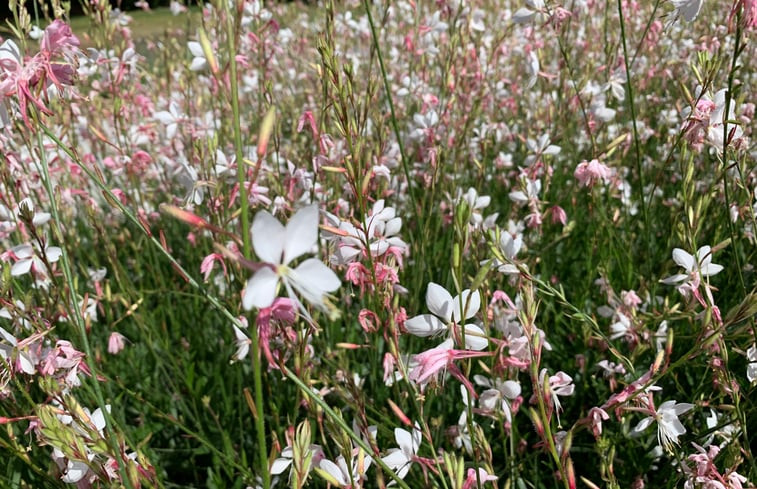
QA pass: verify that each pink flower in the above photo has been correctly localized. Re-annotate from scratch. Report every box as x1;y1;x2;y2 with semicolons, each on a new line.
587;407;610;438
574;159;612;187
41;20;80;56
107;332;127;355
462;467;498;489
409;340;490;393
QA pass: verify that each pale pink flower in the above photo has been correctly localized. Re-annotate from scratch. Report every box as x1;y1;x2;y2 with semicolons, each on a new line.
107;332;127;355
462;467;498;489
587;407;610;438
409;340;490;389
574;159;612;187
539;369;575;414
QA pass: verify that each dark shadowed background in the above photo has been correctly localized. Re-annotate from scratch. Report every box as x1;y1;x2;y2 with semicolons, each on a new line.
0;1;175;21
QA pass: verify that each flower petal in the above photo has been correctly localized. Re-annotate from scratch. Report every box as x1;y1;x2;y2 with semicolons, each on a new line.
404;314;446;337
270;457;292;475
454;289;481;322
462;324;488;351
293;258;340;293
701;263;723;277
242;267;279;310
426;282;453;321
672;402;694;415
11;258;33;276
284;204;319;264
252;211;285;263
672;248;694;272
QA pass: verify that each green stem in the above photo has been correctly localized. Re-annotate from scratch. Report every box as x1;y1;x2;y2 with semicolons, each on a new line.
362;0;419;217
617;0;652;278
225;3;269;487
35;122;135;489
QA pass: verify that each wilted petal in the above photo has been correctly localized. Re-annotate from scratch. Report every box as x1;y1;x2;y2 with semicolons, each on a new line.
252;211;285;263
242;267;279;310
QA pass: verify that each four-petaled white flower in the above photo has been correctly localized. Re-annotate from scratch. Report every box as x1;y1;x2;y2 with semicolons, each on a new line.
381;423;422;481
661;246;722;293
475;376;521;422
633;400;694;451
9;243;62;277
404;283;488;350
242;204;340;314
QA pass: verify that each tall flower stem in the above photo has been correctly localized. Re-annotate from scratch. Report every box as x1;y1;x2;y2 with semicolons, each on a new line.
34;122;135;489
224;2;270;487
617;0;653;278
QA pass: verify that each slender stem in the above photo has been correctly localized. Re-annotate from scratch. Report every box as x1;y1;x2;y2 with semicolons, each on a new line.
721;13;754;472
35;123;135;489
225;3;270;487
362;0;418;214
617;0;652;276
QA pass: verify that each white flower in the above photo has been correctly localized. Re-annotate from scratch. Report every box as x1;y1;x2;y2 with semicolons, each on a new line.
9;243;62;277
242;204;340;314
670;0;704;22
325;200;407;265
154;101;184;140
231;324;251;362
475;376;521;421
661;246;722;292
496;229;523;275
459;188;491;227
404;283;488;350
509;178;541;204
747;344;757;384
381;423;422;481
187;41;208;71
318;451;372;488
512;0;547;23
633;400;694;451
